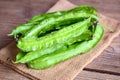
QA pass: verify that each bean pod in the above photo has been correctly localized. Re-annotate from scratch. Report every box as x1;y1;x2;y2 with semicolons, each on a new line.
27;24;104;69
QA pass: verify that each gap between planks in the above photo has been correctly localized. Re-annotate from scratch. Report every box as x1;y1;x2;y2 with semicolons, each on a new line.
84;68;120;76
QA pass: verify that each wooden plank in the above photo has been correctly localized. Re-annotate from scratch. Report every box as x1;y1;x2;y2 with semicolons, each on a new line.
0;64;29;80
74;71;120;80
85;35;120;74
0;1;26;48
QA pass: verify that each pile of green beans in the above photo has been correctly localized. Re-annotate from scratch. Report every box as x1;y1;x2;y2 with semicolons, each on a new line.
9;5;104;69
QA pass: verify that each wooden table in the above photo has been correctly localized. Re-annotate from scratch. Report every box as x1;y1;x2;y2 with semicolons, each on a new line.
0;0;120;80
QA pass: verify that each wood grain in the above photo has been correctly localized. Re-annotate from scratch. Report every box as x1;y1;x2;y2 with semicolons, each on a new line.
75;71;120;80
0;64;29;80
0;0;120;80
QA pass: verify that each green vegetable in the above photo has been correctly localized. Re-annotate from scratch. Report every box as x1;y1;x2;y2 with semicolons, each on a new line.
15;30;92;63
28;5;97;23
27;24;104;69
17;18;94;52
9;5;104;70
16;52;26;61
24;13;98;38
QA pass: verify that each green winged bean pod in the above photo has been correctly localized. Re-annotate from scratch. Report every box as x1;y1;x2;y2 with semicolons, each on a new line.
28;5;98;23
24;12;98;38
17;18;94;52
15;30;92;63
27;24;104;69
16;52;26;61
